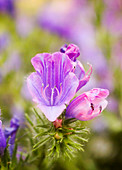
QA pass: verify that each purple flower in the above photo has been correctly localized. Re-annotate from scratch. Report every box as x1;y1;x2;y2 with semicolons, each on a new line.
0;120;6;156
60;44;92;92
15;15;34;38
102;0;122;36
0;33;10;53
2;51;21;76
27;52;79;121
4;117;19;158
21;82;32;101
111;40;122;70
0;0;15;16
66;88;109;121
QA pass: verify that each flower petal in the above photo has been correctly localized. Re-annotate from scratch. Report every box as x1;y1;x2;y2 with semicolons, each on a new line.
86;88;109;101
97;89;109;98
38;104;66;122
56;72;79;105
0;120;6;155
28;52;78;107
31;52;75;88
27;72;48;105
76;63;93;92
74;60;85;80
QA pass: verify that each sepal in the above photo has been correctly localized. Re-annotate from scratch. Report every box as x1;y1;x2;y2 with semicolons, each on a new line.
25;108;89;160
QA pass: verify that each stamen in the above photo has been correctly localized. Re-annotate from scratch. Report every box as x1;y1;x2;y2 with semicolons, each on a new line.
72;66;76;73
91;103;94;111
59;83;62;96
41;84;49;104
43;84;49;96
55;83;63;104
51;88;55;105
54;86;60;96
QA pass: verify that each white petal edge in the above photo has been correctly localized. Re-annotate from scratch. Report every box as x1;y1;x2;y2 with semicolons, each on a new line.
37;104;66;122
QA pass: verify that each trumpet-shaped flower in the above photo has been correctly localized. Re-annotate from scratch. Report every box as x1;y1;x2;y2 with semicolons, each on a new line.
0;120;6;156
65;88;109;121
60;44;92;92
27;52;79;122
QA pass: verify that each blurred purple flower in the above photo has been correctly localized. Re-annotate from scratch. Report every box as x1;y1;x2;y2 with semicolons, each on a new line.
0;0;15;16
0;33;10;53
11;104;25;126
66;88;109;121
38;0;108;78
4;117;19;158
0;120;6;156
103;0;122;36
16;146;26;161
91;117;108;133
111;40;122;70
21;82;32;101
27;52;79;121
107;97;118;113
2;51;21;76
16;15;34;38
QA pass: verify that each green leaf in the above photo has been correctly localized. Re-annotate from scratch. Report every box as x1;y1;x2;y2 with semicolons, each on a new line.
11;142;18;168
55;143;60;157
25;113;34;127
25;113;38;133
74;136;88;142
35;124;50;128
33;136;51;151
33;108;44;124
1;141;10;168
33;130;50;139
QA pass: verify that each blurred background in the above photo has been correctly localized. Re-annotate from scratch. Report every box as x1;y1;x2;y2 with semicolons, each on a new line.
0;0;122;169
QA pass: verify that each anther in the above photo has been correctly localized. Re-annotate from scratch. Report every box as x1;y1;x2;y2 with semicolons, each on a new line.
91;103;94;111
99;106;102;111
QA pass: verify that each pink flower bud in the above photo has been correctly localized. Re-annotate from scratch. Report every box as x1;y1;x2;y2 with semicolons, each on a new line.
60;44;80;61
66;88;109;121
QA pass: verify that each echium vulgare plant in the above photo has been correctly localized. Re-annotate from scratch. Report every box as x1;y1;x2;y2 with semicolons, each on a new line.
26;43;109;159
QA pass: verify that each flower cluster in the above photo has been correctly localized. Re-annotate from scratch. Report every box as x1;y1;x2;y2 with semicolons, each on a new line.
4;116;19;157
27;44;109;122
0;113;19;158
